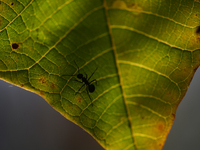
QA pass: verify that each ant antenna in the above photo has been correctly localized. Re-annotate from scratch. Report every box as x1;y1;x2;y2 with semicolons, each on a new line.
62;61;82;78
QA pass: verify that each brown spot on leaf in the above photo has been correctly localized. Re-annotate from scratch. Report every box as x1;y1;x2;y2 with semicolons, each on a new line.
77;96;82;103
39;77;46;84
159;143;163;147
141;116;145;119
40;91;44;96
50;83;56;89
12;43;19;50
11;2;14;6
167;91;172;96
172;113;175;121
157;123;165;132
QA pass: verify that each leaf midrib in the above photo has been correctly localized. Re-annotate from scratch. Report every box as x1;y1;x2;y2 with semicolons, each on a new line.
103;0;137;149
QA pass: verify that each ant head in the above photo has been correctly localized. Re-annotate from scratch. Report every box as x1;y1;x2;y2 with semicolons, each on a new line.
77;73;83;79
88;84;95;93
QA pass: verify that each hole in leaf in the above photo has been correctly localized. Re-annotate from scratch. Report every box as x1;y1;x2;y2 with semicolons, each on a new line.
11;43;19;50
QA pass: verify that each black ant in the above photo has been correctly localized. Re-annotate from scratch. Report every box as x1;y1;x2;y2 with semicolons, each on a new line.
63;61;98;104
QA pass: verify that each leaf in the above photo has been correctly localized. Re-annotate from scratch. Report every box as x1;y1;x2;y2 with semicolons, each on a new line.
0;0;200;149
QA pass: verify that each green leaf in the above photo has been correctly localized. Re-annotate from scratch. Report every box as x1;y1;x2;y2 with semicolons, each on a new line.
0;0;200;149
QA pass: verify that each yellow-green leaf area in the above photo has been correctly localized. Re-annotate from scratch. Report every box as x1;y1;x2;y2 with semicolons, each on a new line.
1;0;200;150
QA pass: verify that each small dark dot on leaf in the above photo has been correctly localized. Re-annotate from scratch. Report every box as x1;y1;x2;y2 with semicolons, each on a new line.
11;2;14;6
196;26;200;34
12;43;19;49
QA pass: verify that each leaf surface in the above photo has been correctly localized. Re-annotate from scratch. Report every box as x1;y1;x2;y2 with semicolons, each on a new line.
0;0;200;149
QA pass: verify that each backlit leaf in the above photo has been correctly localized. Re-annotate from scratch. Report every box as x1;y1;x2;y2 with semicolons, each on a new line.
0;0;200;149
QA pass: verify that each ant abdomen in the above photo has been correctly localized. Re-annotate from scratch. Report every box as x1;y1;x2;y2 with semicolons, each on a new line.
89;84;95;93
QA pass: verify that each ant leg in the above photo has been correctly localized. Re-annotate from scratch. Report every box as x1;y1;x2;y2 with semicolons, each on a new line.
75;84;86;95
86;88;93;106
63;61;80;77
81;69;87;79
89;79;97;85
74;61;80;70
74;61;87;79
73;79;82;83
88;67;98;80
74;61;83;75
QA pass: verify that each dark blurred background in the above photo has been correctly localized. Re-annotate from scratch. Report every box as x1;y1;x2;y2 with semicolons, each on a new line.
0;68;200;150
